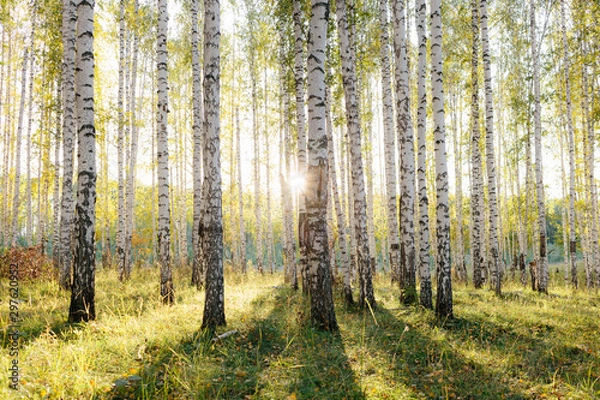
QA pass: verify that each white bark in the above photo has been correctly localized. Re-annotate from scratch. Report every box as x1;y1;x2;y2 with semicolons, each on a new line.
69;0;96;322
431;0;452;319
305;0;338;330
116;0;126;280
470;0;485;289
336;0;375;309
293;0;308;290
582;67;599;288
11;46;29;247
560;0;577;289
481;0;501;295
530;0;548;293
393;0;416;303
201;0;226;329
191;0;204;287
125;0;140;279
416;0;432;308
157;0;173;304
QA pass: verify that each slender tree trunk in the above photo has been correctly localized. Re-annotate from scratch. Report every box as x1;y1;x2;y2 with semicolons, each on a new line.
559;0;577;289
452;91;466;282
336;0;375;310
191;0;204;288
559;124;569;283
470;0;485;289
293;0;308;291
59;0;77;289
583;67;599;288
157;0;173;304
26;17;36;246
116;0;126;280
264;65;274;274
363;84;377;277
2;33;13;247
11;46;29;247
305;0;338;331
124;0;140;279
250;46;263;274
480;0;501;295
279;50;295;284
326;86;352;304
201;0;226;330
236;108;247;274
53;84;62;265
393;0;417;304
69;0;96;323
416;0;432;308
431;0;452;319
530;0;548;294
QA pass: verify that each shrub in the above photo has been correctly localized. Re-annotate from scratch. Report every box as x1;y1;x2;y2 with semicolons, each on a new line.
0;245;56;282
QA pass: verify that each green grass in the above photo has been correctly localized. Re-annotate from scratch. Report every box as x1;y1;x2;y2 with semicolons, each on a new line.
1;266;599;399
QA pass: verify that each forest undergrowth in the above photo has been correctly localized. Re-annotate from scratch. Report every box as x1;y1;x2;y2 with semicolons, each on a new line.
0;265;599;399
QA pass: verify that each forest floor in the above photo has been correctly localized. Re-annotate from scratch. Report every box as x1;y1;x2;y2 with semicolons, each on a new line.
1;265;599;399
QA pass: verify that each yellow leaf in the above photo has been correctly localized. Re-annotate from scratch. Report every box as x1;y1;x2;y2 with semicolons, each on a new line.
286;393;297;400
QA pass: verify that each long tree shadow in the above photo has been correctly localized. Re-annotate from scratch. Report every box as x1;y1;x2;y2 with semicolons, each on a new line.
350;304;528;399
105;287;363;399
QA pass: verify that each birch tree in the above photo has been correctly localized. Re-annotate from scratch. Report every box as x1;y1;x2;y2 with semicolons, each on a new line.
116;0;126;280
201;0;226;330
11;46;28;247
416;0;432;308
431;0;452;319
156;0;173;304
582;68;599;288
305;0;337;331
124;0;140;279
530;0;548;294
59;0;77;290
393;0;417;304
379;0;400;285
191;0;204;288
470;0;485;289
336;0;375;310
69;0;96;322
293;0;308;290
560;0;577;288
481;0;501;295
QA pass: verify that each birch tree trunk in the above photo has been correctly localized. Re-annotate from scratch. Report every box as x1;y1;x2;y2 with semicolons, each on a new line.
293;0;308;291
305;0;338;331
560;0;577;289
416;0;432;308
582;67;599;288
116;0;126;280
431;0;452;319
470;0;485;289
201;0;226;329
393;0;416;304
279;50;295;284
452;91;467;282
191;0;204;287
59;0;76;289
124;0;140;279
156;0;173;304
480;0;501;295
236;108;247;274
26;15;36;246
250;46;263;274
11;46;29;247
264;65;274;274
336;0;375;310
530;0;548;294
69;0;96;323
325;85;352;304
53;85;62;265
